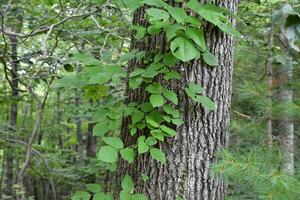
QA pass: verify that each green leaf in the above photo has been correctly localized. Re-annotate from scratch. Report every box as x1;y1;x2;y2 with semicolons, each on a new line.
89;73;111;84
150;148;166;163
146;116;160;128
129;68;145;78
185;27;206;51
151;130;164;141
145;136;157;146
93;123;109;136
186;82;204;94
120;190;131;200
165;6;186;24
94;193;113;200
120;148;135;163
145;83;163;94
129;77;143;89
149;94;164;107
119;51;137;63
103;137;124;149
98;146;118;163
146;8;170;22
138;136;149;154
202;52;218;66
160;125;176;136
164;71;181;80
130;128;137;136
86;184;101;193
121;174;134;191
72;191;90;200
163;89;178;105
123;0;142;11
164;24;184;41
195;95;216;110
131;109;144;124
170;37;199;62
132;25;146;40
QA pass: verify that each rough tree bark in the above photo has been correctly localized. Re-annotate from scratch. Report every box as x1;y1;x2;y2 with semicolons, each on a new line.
116;0;237;199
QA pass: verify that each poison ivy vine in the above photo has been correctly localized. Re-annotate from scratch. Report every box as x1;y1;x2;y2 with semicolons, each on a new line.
67;0;240;199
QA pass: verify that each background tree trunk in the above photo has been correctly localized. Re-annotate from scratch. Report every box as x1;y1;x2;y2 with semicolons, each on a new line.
278;56;294;175
5;34;19;199
116;1;237;199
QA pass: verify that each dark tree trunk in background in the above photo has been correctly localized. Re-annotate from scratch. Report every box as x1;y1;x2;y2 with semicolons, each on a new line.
116;1;237;199
5;34;19;199
86;123;97;158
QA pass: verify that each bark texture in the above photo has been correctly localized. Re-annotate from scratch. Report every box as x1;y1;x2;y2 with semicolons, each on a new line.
116;0;237;199
278;56;294;175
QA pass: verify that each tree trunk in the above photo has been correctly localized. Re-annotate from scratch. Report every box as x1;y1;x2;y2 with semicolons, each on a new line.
116;1;237;199
86;122;97;158
278;57;294;175
5;34;19;199
266;18;274;148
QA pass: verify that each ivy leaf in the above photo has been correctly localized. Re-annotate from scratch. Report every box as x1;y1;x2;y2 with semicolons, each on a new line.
94;193;113;200
203;52;218;66
187;82;204;94
129;77;143;90
120;148;135;163
93;123;109;136
150;148;166;163
120;191;131;200
145;83;163;94
72;191;90;200
121;174;134;192
145;137;157;146
185;27;206;51
151;130;164;141
164;71;181;80
138;136;149;154
165;6;186;24
98;146;118;163
129;68;145;78
160;125;176;136
123;0;143;11
195;95;216;110
131;109;144;124
146;8;170;22
86;184;101;193
164;24;184;41
170;37;199;62
146;116;160;128
132;25;146;40
163;89;178;105
149;94;164;107
103;137;124;149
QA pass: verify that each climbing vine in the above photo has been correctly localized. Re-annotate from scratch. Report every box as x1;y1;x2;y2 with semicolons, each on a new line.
68;0;240;199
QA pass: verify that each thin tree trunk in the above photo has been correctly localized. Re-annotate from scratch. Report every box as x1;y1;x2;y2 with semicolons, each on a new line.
116;1;237;199
5;34;19;199
75;65;85;163
86;122;97;158
266;18;274;148
277;29;294;175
